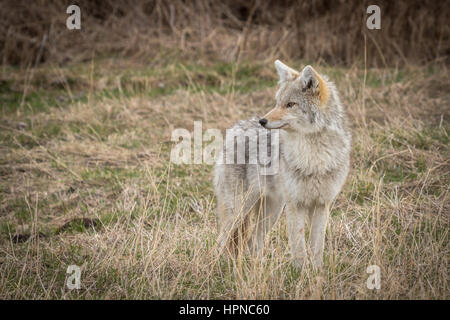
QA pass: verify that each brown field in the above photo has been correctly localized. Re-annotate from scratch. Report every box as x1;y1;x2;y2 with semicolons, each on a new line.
0;1;448;299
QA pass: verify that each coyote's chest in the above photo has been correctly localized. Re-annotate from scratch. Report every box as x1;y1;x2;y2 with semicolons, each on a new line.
279;133;347;205
281;133;339;175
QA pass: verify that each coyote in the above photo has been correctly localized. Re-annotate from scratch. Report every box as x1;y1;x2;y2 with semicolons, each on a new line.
214;60;351;268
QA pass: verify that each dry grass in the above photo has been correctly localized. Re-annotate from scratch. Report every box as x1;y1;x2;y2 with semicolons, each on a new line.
0;56;448;299
1;1;449;67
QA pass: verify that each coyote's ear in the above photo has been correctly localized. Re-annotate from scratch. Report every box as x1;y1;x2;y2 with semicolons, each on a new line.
274;60;300;83
300;65;329;105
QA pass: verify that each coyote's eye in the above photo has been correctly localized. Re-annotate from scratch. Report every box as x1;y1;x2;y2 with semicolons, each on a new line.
286;102;296;108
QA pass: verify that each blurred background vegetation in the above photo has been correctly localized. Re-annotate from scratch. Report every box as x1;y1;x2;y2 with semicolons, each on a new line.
1;0;448;68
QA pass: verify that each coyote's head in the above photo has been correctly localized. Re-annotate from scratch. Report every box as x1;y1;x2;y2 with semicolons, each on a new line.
259;60;337;133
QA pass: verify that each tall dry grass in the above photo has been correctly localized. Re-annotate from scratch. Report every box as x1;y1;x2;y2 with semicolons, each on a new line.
0;59;448;299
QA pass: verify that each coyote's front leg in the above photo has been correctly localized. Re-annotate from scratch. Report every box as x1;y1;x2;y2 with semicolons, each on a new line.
309;203;329;269
286;203;307;269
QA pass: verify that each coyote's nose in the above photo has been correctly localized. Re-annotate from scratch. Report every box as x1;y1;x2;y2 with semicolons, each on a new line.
259;118;267;126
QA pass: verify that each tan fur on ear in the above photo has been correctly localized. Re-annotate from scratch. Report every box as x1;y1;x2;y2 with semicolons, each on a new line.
310;67;330;106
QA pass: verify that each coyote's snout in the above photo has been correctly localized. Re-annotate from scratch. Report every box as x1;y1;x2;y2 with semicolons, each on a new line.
214;60;351;269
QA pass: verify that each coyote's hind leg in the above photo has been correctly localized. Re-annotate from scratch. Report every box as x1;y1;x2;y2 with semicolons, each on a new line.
216;193;259;255
248;196;284;257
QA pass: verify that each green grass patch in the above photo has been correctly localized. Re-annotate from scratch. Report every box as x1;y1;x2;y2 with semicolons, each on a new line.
81;167;141;189
2;60;277;117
